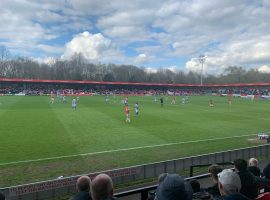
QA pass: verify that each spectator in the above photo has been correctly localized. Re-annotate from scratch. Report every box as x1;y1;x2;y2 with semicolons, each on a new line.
217;169;248;200
248;158;261;176
158;173;168;184
155;173;193;200
263;161;270;180
205;164;223;198
91;173;117;200
70;176;92;200
234;158;258;199
0;193;5;200
190;179;201;193
190;179;211;200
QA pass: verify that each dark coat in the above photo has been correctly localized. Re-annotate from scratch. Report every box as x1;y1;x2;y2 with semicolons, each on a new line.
70;191;92;200
237;170;258;199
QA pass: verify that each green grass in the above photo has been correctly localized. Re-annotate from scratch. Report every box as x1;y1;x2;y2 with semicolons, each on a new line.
0;95;269;187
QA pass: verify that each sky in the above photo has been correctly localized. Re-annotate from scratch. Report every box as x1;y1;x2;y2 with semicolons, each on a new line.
1;0;270;75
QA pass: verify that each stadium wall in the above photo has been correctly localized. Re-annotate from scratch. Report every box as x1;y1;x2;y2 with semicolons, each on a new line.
1;144;269;200
1;77;270;87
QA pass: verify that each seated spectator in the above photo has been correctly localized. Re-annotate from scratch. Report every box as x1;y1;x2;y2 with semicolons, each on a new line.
263;161;270;180
190;179;211;200
217;169;248;200
248;158;261;176
155;173;193;200
148;173;168;200
205;164;223;198
91;173;117;200
0;193;5;200
70;175;92;200
158;173;168;184
190;179;201;193
234;158;258;199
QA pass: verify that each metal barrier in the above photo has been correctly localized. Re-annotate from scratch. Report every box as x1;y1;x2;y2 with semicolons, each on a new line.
189;161;234;177
1;144;269;200
115;174;210;200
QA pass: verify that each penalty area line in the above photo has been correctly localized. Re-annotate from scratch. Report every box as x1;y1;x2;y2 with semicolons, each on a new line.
0;134;257;166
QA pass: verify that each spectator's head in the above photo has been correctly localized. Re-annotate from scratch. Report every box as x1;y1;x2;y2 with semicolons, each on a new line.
208;164;223;183
249;158;259;167
218;169;241;195
158;173;168;184
91;173;113;200
189;179;201;193
234;159;248;172
156;174;193;200
76;175;91;192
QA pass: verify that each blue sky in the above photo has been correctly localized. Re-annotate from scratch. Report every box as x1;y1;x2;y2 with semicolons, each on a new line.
1;0;270;74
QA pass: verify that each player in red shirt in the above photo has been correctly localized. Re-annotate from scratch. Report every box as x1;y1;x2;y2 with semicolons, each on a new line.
125;105;131;123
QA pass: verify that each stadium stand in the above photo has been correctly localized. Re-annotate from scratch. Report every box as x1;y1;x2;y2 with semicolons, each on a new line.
0;78;270;97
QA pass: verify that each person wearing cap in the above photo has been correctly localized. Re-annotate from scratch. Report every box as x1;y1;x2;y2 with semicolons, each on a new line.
234;158;258;199
217;169;249;200
155;173;193;200
70;175;92;200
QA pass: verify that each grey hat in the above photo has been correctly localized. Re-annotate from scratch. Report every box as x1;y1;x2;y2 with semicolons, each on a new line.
156;174;193;200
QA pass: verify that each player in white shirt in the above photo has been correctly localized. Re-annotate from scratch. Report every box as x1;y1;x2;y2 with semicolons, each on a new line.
72;98;76;110
134;102;139;117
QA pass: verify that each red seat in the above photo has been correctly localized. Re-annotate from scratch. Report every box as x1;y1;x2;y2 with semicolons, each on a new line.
256;193;270;200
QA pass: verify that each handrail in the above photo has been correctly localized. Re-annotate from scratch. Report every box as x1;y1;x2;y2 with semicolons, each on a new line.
115;174;211;200
189;161;234;176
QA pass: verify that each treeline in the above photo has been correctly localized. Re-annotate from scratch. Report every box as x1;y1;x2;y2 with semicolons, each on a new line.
0;47;270;84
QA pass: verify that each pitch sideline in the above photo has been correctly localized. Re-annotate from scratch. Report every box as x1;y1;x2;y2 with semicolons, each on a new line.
0;133;258;166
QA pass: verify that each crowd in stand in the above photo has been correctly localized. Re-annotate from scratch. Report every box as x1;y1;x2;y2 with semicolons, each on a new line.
1;157;270;200
189;158;270;200
0;84;270;96
64;157;270;200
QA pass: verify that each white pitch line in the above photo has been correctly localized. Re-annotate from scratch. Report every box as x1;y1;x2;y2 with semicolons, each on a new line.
0;134;258;166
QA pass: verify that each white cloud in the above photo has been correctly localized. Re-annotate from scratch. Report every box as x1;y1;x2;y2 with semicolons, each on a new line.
258;65;270;73
144;67;158;74
62;31;120;61
186;58;201;73
1;0;270;73
34;57;57;65
135;54;148;64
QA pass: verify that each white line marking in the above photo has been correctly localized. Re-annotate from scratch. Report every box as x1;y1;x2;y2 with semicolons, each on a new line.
0;134;258;166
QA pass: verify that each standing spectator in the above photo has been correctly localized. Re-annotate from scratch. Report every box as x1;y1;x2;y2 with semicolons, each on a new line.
217;169;248;200
248;158;261;176
70;176;92;200
155;173;193;200
205;164;223;198
234;158;258;199
91;173;117;200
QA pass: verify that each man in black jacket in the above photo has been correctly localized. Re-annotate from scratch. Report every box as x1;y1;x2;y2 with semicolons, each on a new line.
234;159;258;199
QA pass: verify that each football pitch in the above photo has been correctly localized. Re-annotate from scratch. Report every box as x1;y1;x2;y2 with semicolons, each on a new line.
0;95;269;187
